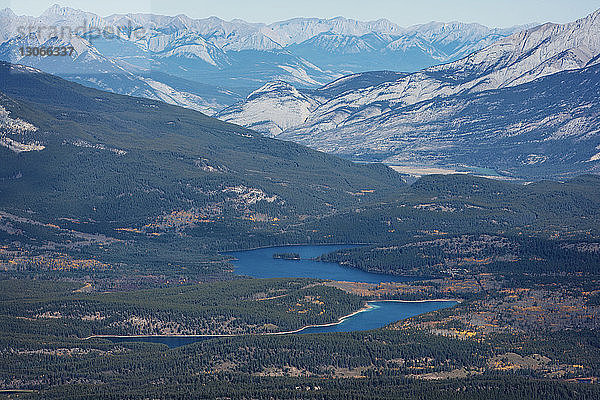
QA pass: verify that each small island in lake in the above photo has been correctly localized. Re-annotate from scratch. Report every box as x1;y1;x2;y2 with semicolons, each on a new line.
272;252;301;260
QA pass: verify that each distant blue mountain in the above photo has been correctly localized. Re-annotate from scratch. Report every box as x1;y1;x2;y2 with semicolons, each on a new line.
0;6;526;114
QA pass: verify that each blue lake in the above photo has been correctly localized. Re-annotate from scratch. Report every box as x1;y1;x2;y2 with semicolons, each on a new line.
105;300;457;348
101;245;457;348
228;244;416;284
296;300;457;334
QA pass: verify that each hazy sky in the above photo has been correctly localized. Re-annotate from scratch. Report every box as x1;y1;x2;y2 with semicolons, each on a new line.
2;0;599;28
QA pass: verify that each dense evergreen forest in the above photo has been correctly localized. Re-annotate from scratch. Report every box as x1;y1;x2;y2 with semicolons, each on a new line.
0;279;364;336
1;63;599;398
1;286;599;399
318;235;600;277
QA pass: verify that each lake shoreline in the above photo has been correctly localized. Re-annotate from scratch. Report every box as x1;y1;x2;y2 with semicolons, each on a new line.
83;299;459;341
228;244;419;284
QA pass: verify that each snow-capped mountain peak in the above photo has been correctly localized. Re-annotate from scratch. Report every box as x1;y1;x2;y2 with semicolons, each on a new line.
0;5;535;117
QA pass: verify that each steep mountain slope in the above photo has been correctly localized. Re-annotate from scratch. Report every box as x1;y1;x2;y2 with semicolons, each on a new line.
0;62;404;232
222;9;600;179
282;64;600;179
0;5;525;114
217;81;322;135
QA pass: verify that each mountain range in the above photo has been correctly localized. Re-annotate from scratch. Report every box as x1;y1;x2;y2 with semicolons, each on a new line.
1;5;598;180
219;9;600;179
0;5;527;114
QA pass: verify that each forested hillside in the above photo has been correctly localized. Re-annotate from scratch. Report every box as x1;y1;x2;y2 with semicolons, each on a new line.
0;62;404;228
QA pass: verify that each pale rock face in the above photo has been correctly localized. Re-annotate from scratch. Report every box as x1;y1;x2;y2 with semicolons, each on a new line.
265;17;406;47
143;32;229;66
0;104;44;153
217;82;321;136
222;185;279;204
0;105;38;133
